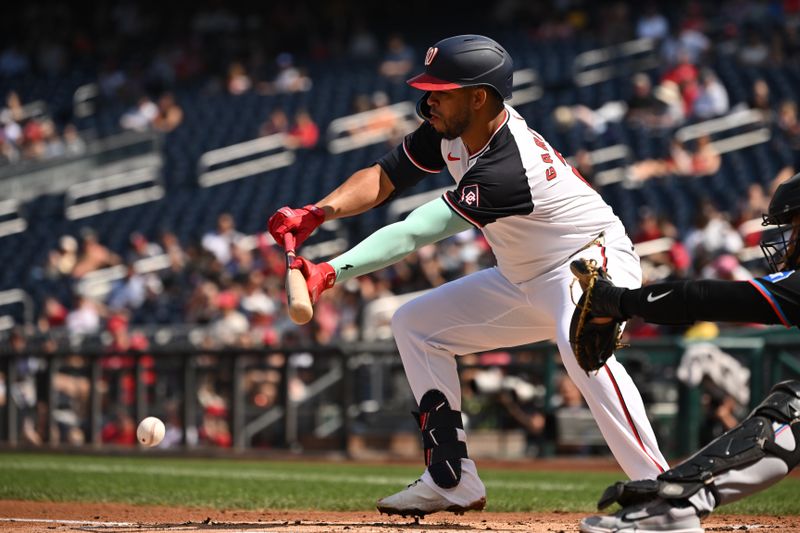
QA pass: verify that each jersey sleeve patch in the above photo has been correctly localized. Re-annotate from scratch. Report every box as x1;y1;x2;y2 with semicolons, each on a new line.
459;184;480;207
443;133;533;227
442;191;482;227
377;121;445;194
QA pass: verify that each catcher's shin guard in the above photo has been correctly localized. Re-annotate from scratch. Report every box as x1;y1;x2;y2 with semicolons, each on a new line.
414;390;468;489
598;380;800;511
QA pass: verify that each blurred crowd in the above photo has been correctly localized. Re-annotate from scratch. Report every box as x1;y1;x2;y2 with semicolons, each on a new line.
2;1;796;158
0;92;86;167
119;92;183;133
29;212;492;346
24;156;792;355
553;1;800;184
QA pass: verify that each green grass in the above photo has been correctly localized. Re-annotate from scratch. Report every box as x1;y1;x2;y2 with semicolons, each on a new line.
0;453;797;515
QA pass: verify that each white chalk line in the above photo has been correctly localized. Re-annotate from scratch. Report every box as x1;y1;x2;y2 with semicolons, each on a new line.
3;459;592;491
0;518;281;532
0;517;135;527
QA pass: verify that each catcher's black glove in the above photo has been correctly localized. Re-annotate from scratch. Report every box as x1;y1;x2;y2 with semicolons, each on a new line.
568;259;626;374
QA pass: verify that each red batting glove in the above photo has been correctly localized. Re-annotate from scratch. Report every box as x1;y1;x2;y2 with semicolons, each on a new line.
267;205;326;249
290;256;336;304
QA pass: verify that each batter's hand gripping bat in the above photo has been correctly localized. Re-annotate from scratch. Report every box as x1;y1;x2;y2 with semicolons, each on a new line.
284;233;313;324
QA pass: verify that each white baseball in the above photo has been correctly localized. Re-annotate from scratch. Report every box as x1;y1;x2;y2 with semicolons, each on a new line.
137;416;165;447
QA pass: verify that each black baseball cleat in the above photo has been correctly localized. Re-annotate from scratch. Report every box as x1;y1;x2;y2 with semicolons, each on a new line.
570;259;627;321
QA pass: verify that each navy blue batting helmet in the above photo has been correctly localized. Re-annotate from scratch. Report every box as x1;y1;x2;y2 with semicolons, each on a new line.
764;172;800;226
761;172;800;271
407;35;513;119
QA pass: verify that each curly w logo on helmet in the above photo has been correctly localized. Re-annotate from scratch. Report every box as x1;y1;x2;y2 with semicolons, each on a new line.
424;47;438;66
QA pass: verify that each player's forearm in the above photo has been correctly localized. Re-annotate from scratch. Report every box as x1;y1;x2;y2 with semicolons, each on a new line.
316;164;395;220
330;197;472;283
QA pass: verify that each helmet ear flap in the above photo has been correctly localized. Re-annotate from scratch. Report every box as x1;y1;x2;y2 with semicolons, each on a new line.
416;92;432;120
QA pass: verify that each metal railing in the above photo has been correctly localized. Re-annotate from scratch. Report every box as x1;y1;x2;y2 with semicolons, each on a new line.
197;133;296;188
0;199;27;238
326;102;419;155
65;165;164;220
508;69;543;107
1;332;796;458
0;289;33;331
0;131;161;202
573;38;660;87
590;108;771;188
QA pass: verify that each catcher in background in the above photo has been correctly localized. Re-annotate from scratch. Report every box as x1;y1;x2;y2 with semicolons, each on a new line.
571;172;800;532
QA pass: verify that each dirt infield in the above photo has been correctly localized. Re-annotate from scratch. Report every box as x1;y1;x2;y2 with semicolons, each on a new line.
0;501;796;533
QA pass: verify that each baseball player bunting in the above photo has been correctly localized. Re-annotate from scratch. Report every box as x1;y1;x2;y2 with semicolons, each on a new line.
268;34;666;518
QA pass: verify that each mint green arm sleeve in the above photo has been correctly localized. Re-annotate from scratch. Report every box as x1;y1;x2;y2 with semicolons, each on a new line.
329;197;473;284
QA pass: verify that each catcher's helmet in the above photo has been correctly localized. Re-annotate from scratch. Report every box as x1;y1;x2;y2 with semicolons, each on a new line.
407;35;513;120
761;172;800;272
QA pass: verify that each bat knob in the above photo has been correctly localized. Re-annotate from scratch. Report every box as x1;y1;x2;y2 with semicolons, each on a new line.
289;301;314;325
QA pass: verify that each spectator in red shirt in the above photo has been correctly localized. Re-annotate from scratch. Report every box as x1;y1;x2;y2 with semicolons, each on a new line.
38;296;68;331
633;208;664;244
104;313;154;407
101;409;137;445
287;109;319;149
662;49;699;116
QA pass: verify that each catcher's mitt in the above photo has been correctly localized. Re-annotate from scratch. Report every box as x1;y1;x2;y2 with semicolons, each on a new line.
569;259;625;374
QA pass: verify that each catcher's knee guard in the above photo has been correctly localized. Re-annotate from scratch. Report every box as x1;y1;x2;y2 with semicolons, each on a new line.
599;380;800;510
414;389;468;489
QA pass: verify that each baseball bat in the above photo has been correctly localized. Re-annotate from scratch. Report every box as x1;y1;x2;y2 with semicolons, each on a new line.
284;233;314;324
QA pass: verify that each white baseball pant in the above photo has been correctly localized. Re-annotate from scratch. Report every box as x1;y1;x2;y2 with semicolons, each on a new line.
391;234;668;506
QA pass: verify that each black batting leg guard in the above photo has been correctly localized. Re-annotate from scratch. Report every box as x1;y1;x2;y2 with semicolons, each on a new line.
413;389;468;489
598;380;800;510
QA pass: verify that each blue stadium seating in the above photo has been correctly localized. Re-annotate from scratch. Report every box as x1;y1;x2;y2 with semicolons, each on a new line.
3;32;799;327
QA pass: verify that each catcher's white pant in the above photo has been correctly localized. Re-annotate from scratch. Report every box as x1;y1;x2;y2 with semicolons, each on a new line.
392;232;668;506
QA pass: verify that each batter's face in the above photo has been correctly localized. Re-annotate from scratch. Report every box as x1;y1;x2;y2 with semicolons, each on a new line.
426;89;473;139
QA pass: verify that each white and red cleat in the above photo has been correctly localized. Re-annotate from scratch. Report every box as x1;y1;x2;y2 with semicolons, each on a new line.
376;479;486;518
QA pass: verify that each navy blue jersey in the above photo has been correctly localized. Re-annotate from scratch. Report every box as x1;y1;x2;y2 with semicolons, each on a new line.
750;269;800;327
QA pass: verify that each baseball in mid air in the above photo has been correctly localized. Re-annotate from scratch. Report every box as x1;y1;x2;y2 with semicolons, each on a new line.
137;416;165;447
